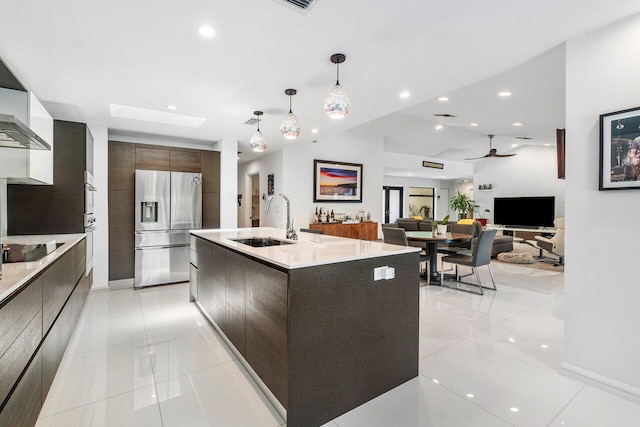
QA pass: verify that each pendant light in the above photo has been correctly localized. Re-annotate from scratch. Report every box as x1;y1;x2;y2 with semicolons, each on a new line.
280;89;301;140
324;53;351;119
249;111;267;152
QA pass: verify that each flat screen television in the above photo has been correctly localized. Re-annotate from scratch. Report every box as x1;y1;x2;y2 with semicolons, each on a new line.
493;196;555;228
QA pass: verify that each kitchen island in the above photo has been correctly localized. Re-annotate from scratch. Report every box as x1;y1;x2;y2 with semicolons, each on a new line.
190;227;420;427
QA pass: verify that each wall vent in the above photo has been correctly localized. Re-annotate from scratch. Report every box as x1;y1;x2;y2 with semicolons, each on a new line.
515;136;533;140
433;113;457;118
282;0;315;10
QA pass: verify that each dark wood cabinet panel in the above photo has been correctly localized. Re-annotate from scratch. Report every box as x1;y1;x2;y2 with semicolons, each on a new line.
203;191;220;229
225;251;246;356
196;238;214;317
287;254;419;427
74;238;86;284
7;120;88;235
209;244;227;331
42;273;87;401
42;249;76;333
201;151;221;193
109;190;135;280
0;350;41;427
135;147;170;170
0;276;42;356
170;150;201;172
245;260;288;407
0;309;42;406
109;141;136;192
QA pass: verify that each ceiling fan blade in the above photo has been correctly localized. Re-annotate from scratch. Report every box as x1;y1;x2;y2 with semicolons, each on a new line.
465;153;491;160
493;153;517;157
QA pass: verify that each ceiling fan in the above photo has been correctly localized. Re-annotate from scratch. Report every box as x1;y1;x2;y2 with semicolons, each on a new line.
465;134;516;160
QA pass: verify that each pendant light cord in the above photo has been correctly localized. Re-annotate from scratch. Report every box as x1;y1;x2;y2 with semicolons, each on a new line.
257;114;260;132
289;95;292;114
336;62;340;85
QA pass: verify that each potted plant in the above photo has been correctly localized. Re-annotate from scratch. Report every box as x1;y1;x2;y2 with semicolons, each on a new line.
437;215;449;235
475;207;491;227
449;191;476;220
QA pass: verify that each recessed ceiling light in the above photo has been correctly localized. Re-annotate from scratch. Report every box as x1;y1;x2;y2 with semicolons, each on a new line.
311;128;319;133
109;104;206;128
508;338;515;342
541;344;548;349
198;26;215;38
511;143;518;148
498;91;512;97
513;122;523;127
510;407;519;413
400;91;411;99
432;379;439;384
544;143;551;147
166;105;177;111
463;180;468;183
467;393;474;398
435;124;443;130
438;96;449;102
470;123;478;127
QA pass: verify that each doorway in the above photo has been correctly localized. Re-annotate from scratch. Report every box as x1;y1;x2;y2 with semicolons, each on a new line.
249;173;260;227
382;186;403;223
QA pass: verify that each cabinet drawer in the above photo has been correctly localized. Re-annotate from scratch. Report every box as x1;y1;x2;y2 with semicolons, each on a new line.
42;249;76;333
0;309;42;406
0;350;42;427
74;238;86;282
0;276;42;358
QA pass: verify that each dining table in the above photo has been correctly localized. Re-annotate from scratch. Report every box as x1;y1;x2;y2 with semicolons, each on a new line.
405;231;471;285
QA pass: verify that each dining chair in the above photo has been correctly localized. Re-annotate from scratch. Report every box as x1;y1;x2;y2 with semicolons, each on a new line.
382;227;429;279
440;229;498;295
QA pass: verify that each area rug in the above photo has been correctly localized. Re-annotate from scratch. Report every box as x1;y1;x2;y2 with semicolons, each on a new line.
495;243;564;272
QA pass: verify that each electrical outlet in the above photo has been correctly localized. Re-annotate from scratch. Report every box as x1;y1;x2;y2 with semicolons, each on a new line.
374;266;387;281
384;267;395;280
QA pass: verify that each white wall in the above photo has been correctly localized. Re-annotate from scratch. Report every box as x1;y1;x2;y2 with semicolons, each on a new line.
473;145;565;223
237;151;285;229
563;13;640;397
282;133;384;234
89;124;109;288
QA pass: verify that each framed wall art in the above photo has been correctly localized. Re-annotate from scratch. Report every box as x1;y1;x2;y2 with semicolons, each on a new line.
313;159;363;202
600;106;640;190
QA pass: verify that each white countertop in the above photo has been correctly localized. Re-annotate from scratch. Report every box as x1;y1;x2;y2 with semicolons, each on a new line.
1;234;86;304
190;227;419;269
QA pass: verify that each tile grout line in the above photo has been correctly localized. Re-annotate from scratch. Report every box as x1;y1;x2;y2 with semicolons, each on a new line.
137;290;166;427
418;371;516;426
545;384;586;426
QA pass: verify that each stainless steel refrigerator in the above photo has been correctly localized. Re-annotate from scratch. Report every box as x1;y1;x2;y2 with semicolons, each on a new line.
135;170;202;288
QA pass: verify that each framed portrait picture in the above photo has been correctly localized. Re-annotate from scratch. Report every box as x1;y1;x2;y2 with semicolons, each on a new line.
600;106;640;190
313;159;363;202
267;173;274;195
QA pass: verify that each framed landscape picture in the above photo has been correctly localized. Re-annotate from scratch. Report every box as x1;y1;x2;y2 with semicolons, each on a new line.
600;106;640;190
313;159;363;202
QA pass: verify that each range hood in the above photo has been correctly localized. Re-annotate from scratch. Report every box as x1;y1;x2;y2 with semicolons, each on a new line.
0;113;51;150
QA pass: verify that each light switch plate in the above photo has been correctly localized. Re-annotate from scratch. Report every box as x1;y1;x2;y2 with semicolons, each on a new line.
384;267;395;280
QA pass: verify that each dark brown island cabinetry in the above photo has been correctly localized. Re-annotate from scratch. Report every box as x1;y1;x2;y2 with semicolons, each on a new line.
190;235;419;427
0;238;89;427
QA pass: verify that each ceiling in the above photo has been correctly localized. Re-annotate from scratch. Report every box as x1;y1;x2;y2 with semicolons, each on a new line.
353;44;566;161
0;1;639;162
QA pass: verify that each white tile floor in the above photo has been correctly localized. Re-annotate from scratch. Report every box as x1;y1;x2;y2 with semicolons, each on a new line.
36;262;640;426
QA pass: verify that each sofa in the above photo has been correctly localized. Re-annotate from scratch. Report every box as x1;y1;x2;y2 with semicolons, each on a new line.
394;218;513;257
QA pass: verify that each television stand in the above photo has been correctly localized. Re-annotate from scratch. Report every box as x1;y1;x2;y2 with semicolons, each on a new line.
487;225;556;241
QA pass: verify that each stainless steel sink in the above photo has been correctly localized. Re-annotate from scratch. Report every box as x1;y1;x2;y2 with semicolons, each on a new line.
230;237;294;248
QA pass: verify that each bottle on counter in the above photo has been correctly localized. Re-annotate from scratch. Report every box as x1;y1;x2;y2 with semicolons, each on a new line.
314;206;319;223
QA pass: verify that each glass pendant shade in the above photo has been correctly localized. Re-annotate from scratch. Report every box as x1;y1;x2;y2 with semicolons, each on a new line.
280;112;301;139
250;130;267;152
324;84;351;119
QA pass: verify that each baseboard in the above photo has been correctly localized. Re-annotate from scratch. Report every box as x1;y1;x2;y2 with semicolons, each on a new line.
560;362;640;405
108;278;134;289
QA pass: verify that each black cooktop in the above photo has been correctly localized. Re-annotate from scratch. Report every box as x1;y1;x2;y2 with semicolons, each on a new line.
2;243;64;263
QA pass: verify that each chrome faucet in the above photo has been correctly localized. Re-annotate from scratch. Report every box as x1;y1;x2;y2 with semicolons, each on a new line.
265;193;297;240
